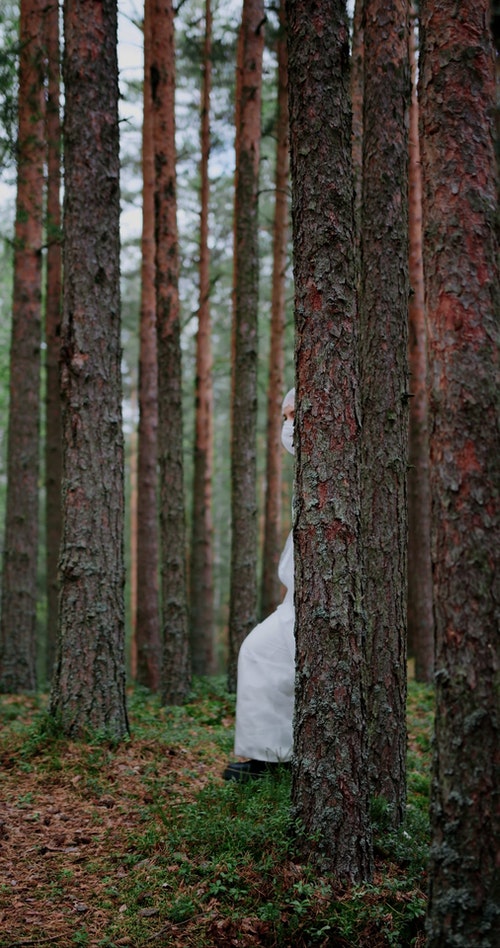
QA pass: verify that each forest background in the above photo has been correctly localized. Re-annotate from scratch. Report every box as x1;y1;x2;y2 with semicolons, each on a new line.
0;0;295;681
0;0;498;946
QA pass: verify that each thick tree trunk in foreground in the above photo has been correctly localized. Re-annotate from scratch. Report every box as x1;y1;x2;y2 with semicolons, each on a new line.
360;0;410;827
44;0;63;684
135;0;161;691
287;0;373;883
0;0;45;693
407;9;434;684
50;0;128;740
151;0;191;704
350;0;364;243
260;0;289;620
419;3;500;943
227;0;264;690
190;0;216;676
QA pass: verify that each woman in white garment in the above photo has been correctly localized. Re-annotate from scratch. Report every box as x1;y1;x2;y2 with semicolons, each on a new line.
223;388;295;782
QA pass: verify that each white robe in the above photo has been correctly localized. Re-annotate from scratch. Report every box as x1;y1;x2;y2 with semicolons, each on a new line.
234;531;295;762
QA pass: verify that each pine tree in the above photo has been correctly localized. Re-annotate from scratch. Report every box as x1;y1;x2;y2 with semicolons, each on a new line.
135;0;161;691
190;0;216;676
50;0;128;739
43;0;63;683
407;8;434;683
287;0;373;882
260;0;289;620
0;0;45;692
419;2;499;941
151;0;191;704
360;0;410;827
227;0;265;690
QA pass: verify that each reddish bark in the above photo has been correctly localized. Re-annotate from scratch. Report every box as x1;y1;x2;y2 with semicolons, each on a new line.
0;0;45;692
287;0;373;882
43;0;63;684
151;0;190;704
260;0;289;620
419;2;499;941
135;0;161;691
407;10;434;684
190;0;216;676
227;0;265;691
50;0;128;739
360;0;410;827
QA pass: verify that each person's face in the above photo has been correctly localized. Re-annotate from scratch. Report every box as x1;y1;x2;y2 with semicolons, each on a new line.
283;403;294;422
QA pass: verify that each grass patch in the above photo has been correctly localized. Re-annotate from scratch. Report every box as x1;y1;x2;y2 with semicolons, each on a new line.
0;677;432;947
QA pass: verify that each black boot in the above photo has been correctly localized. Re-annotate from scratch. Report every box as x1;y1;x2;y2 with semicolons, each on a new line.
222;759;291;782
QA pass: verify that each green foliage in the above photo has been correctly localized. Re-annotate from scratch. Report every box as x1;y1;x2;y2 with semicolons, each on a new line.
0;1;18;177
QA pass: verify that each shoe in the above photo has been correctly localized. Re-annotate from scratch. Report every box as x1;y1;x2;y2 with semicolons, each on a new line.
222;759;291;782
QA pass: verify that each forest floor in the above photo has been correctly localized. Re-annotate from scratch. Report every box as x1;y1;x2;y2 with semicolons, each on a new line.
0;678;433;948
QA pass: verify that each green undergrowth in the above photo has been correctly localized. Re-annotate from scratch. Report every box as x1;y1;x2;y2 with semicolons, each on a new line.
0;677;434;947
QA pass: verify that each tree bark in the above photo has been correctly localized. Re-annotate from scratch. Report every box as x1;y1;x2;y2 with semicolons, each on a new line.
190;0;216;676
0;0;45;693
287;0;373;883
135;0;161;691
50;0;128;740
151;0;191;704
44;0;63;685
350;0;364;245
260;0;289;620
227;0;265;691
419;2;500;942
360;0;410;827
407;8;434;684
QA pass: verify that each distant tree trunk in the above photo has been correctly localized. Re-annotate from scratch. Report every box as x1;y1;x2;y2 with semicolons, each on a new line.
360;0;410;827
190;0;215;676
419;3;499;943
260;0;289;620
44;0;63;685
351;0;364;242
287;0;373;883
0;0;45;693
135;0;161;691
50;0;128;740
129;395;138;679
151;0;191;704
407;8;434;683
227;0;265;691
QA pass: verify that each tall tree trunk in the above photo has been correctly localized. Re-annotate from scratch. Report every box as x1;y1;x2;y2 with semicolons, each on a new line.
129;393;138;679
44;0;63;685
419;3;499;942
50;0;128;740
0;0;45;693
227;0;265;691
260;0;289;620
287;0;373;883
407;8;434;684
135;0;161;691
190;0;215;676
151;0;191;704
360;0;410;827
